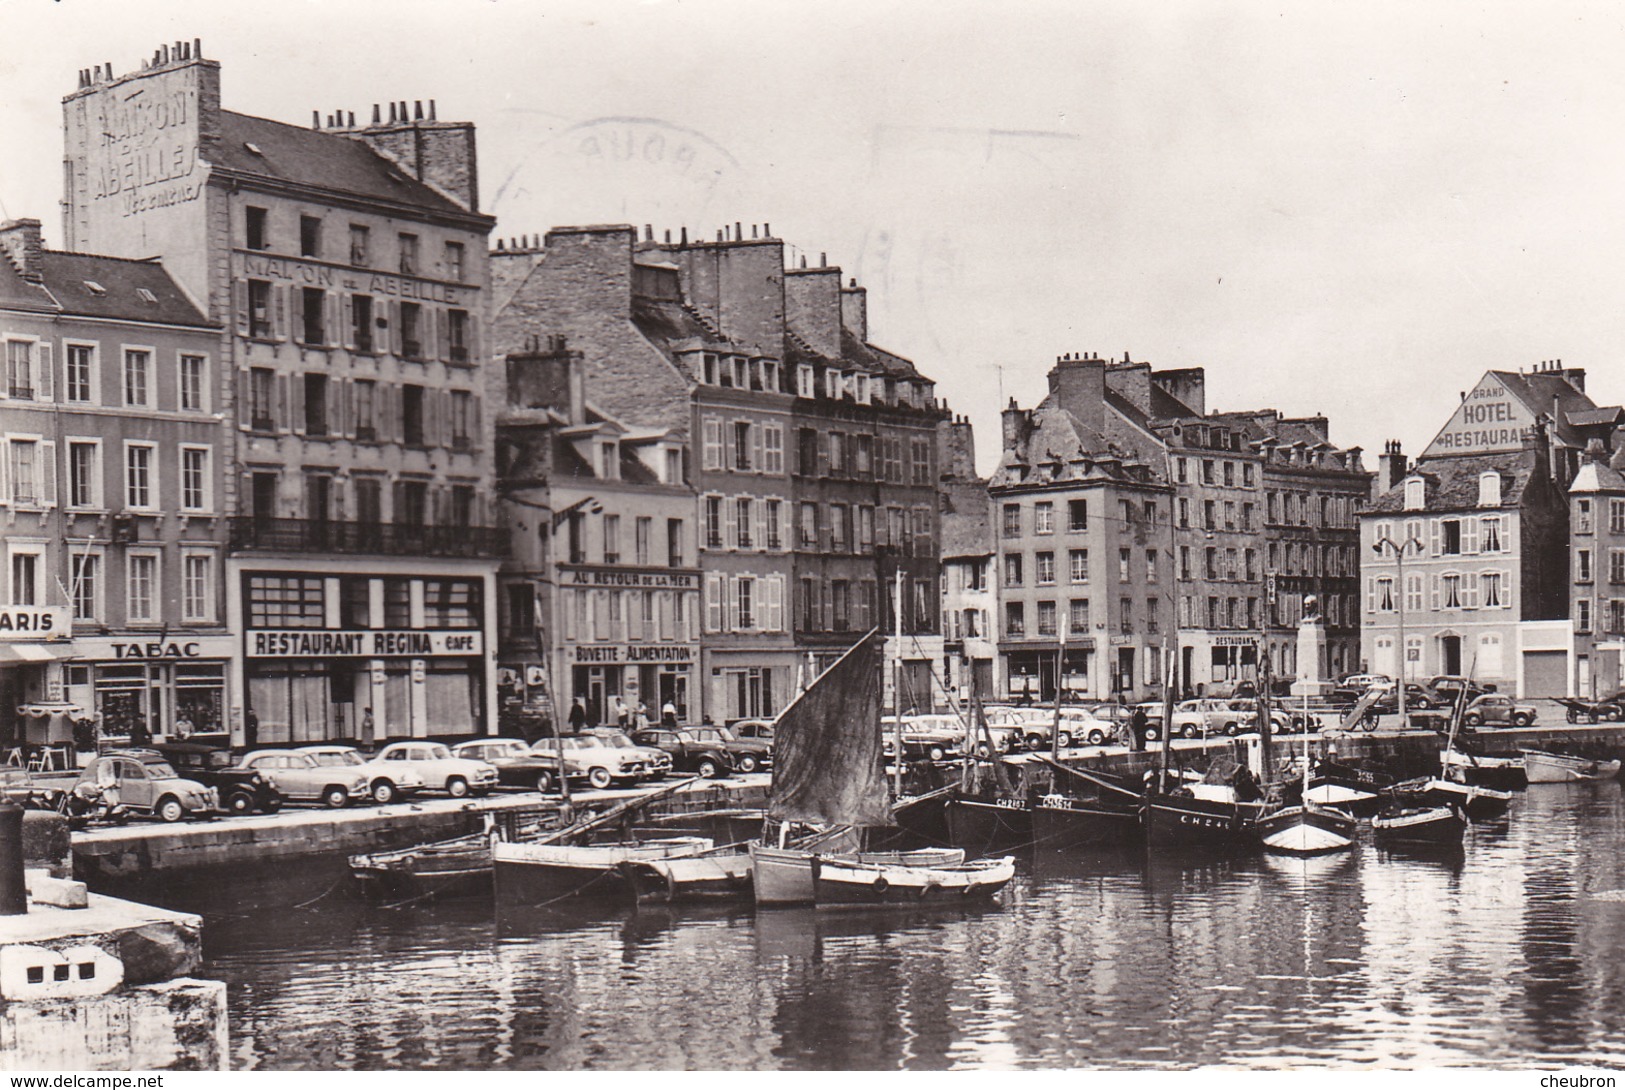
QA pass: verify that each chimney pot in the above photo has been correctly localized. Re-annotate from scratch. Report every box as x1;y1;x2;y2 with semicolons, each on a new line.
496;239;505;251
399;101;408;122
372;104;382;125
313;110;321;128
388;102;397;123
644;224;653;241
664;229;671;244
680;227;688;244
429;100;437;121
764;222;771;236
735;221;743;240
414;100;424;121
819;252;827;266
752;224;759;239
849;277;856;287
348;111;355;127
799;255;807;268
194;38;202;58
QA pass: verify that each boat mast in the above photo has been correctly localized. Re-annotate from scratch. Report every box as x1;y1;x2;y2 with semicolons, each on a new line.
892;568;905;798
1157;632;1176;791
1050;614;1068;761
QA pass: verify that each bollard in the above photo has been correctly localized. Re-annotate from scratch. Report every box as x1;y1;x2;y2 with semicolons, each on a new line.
0;798;26;914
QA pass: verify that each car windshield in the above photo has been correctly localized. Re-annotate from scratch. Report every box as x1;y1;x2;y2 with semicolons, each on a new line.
596;732;636;748
487;742;528;758
308;751;363;767
566;736;605;751
139;760;181;778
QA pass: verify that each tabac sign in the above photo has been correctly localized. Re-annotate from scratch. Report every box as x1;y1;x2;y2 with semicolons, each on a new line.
1423;374;1536;457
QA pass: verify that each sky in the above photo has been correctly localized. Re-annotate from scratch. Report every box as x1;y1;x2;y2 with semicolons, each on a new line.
4;0;1625;476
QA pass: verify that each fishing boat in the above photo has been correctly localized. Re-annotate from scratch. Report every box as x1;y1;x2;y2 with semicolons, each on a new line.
1520;748;1622;784
492;835;714;905
350;807;560;902
944;793;1033;851
1255;690;1357;856
1030;792;1142;848
1441;745;1527;790
809;853;1016;908
1389;776;1512;821
618;845;756;903
1303;758;1395;816
1372;802;1467;846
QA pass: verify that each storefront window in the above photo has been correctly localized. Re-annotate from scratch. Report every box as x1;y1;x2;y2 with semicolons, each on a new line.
248;576;325;628
383;579;412;627
424;579;481;628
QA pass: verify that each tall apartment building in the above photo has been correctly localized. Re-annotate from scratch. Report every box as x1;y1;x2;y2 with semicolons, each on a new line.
492;225;949;720
1567;441;1625;698
495;336;699;730
60;43;504;745
938;415;996;702
990;357;1175;702
2;219;224;751
1361;363;1619;695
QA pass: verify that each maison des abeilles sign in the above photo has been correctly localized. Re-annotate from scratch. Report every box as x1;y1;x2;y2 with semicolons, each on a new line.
1422;374;1536;457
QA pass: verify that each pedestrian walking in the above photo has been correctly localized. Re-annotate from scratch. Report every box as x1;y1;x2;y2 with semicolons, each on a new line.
661;701;678;728
568;697;587;733
1129;704;1148;753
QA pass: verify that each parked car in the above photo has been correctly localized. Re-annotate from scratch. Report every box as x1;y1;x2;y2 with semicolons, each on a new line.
557;733;659;787
74;751;218;823
880;715;963;762
1089;703;1156;742
1339;673;1393;690
374;741;499;797
631;728;734;778
154;742;282;815
1365;683;1441;714
731;719;776;745
1176;699;1251;736
238;750;372;808
583;729;675;779
1135;701;1225;740
1429;675;1497;700
687;724;773;772
296;744;426;804
1055;708;1120;747
1461;693;1537;729
453;738;567;793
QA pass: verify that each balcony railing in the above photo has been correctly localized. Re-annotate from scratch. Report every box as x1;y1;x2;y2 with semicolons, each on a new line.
230;516;509;558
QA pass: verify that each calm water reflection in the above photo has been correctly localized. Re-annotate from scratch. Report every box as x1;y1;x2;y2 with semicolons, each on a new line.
126;780;1625;1069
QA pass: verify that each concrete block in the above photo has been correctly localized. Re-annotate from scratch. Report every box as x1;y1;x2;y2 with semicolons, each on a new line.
0;977;228;1071
24;870;89;909
0;943;123;1000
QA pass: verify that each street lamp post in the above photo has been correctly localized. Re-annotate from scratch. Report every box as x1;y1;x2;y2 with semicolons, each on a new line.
1372;534;1423;728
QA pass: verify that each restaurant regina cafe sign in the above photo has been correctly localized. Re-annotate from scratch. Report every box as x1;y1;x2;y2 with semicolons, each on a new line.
248;629;483;658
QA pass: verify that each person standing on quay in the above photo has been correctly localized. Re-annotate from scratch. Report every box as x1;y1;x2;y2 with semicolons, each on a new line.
568;698;587;734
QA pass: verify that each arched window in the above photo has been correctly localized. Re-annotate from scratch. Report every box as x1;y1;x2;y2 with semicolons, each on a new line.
1478;472;1502;507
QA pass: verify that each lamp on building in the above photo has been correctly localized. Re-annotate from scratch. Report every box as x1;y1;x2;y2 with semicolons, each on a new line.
1372;533;1424;727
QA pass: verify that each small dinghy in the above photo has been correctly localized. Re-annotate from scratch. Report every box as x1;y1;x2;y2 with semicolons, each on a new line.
1372;803;1467;846
493;836;714;905
1390;776;1511;821
809;854;1016;908
1441;745;1527;790
1521;748;1622;784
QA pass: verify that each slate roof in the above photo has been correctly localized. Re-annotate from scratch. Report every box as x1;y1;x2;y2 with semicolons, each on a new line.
1;250;211;328
212;111;471;216
1490;369;1599;448
1570;459;1625;495
1364;450;1539;514
631;296;726;353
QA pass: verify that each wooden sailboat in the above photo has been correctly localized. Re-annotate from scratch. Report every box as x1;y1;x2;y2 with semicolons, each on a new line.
1520;748;1622;784
1028;756;1143;849
1440;744;1527;790
1372;802;1467;846
1255;686;1357;855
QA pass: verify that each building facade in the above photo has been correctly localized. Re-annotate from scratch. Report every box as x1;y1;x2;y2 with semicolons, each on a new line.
60;45;505;745
2;219;226;752
938;415;996;703
491;224;949;721
495;337;699;731
1566;444;1625;699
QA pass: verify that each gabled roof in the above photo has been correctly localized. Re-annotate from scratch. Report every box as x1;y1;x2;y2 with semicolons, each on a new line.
212;111;471;216
1570;459;1625;495
1490;369;1598;448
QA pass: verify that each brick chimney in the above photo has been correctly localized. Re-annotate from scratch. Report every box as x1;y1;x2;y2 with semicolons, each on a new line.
840;277;867;343
348;101;481;212
784;264;842;359
1375;439;1408;498
1001;398;1033;457
0;219;44;281
937;415;978;481
1049;355;1107;442
505;333;585;424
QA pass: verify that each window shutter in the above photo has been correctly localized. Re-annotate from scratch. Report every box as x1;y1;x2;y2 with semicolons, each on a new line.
726;576;740;632
817;437;829;478
467;312;481;367
1429;574;1440;611
1463;575;1479;610
1428;519;1441;558
388;301;402;356
752;426;765;472
704;573;721;633
723;497;738;550
276;373;290;431
340;295;355;351
392;480;404;524
39;440;57;508
273;285;289;341
769;575;784;632
338;378;353;439
471;395;483;452
325;293;340;348
435;309;449;363
235;369;251;431
233;280;249;337
290;374;306;436
1463;518;1479;554
35;342;54;402
0;440;9;505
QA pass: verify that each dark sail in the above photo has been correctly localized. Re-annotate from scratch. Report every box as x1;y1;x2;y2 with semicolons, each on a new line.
768;629;893;827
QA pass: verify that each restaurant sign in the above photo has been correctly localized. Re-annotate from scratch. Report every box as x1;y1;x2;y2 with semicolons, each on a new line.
565;568;698;590
248;629;484;658
567;644;696;665
0;606;70;639
1422;374;1536;457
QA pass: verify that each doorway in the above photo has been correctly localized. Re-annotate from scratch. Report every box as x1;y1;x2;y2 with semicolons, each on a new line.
1441;635;1462;676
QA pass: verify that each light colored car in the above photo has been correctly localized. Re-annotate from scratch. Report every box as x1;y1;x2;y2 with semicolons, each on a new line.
537;734;654;789
881;715;963;762
374;741;499;797
1056;708;1120;746
586;728;675;779
74;751;218;823
296;744;426;804
1462;694;1537;729
1176;699;1250;736
238;750;371;808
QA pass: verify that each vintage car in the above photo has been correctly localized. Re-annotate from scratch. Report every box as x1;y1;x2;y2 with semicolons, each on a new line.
630;728;734;778
452;738;569;792
73;751;218;823
373;741;499;797
879;715;963;762
730;719;776;745
584;729;675;779
296;744;426;804
154;742;283;814
544;734;657;789
238;750;372;808
1055;708;1122;747
1461;693;1537;729
1175;699;1252;736
687;724;772;772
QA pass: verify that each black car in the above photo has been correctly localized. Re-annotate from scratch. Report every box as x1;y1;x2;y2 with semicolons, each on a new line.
631;728;734;778
1365;683;1440;714
689;725;772;773
152;742;283;815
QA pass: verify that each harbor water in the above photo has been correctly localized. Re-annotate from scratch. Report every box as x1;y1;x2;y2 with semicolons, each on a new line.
113;780;1625;1070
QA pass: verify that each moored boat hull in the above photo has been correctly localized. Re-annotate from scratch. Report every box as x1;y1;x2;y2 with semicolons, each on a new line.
1031;795;1141;849
945;797;1033;851
1442;747;1527;790
1373;804;1467;846
1521;749;1623;784
493;837;713;906
619;852;754;903
1392;778;1511;821
810;855;1016;908
1256;803;1357;855
1303;782;1384;816
1144;794;1267;849
748;842;969;905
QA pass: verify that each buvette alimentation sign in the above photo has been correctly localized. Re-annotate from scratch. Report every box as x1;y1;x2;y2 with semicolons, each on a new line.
247;629;483;658
1422;374;1537;457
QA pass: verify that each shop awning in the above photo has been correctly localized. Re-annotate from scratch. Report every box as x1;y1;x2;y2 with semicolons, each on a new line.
17;702;86;719
0;642;77;664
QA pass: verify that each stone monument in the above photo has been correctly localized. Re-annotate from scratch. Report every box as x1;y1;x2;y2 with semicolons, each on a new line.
1290;595;1335;699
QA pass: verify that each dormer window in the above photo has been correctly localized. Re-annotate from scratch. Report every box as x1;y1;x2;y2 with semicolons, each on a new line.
732;357;748;389
599;441;619;479
825;369;843;399
796;365;815;398
702;353;719;385
1478;472;1502;507
761;359;780;392
855;375;871;404
1403;477;1425;511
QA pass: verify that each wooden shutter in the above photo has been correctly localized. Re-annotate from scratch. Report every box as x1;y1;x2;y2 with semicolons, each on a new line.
1428;519;1441;558
233;280;249;337
723;496;738;550
752;425;765;472
767;575;783;632
471;395;482;452
275;373;290;431
388;301;402;357
272;285;289;341
435;309;449;363
39;440;57;508
1429;574;1440;611
35;342;54;402
752;501;765;553
1464;518;1480;555
340;294;355;351
290;373;306;436
337;378;353;439
236;368;251;431
725;576;739;632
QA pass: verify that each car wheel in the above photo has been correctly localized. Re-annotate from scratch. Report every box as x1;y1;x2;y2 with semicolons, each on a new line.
446;776;471;798
225;791;255;816
736;754;759;773
323;786;350;809
926;745;947;763
974;741;993;759
1512;713;1532;728
1604;704;1623;722
697;758;722;779
536;769;557;794
1464;713;1483;728
1181;724;1200;740
371;780;398;805
1087;728;1107;746
1143;726;1161;743
1056;731;1073;749
1223;723;1239;737
1025;733;1046;750
157;797;186;824
262;794;283;813
587;767;613;790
